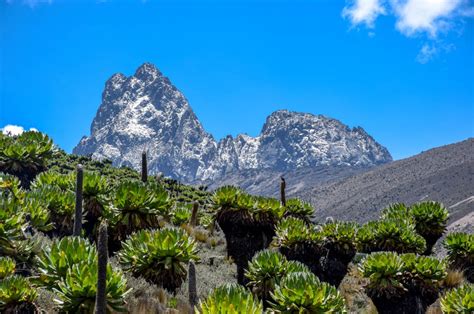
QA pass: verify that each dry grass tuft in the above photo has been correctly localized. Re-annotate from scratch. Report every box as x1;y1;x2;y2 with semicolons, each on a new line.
443;269;466;289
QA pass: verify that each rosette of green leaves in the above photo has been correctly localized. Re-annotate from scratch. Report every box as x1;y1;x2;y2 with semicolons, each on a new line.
0;173;25;201
321;221;358;256
440;284;474;313
284;198;314;220
401;253;447;293
0;257;15;279
269;271;347;313
118;227;199;292
212;186;242;210
197;283;263;314
357;219;426;254
360;252;407;299
36;236;97;290
31;171;74;191
273;217;322;249
109;180;172;239
0;275;38;311
171;204;192;226
444;232;474;282
54;261;129;313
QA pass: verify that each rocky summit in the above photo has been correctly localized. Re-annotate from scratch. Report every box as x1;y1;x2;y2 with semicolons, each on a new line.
74;63;392;184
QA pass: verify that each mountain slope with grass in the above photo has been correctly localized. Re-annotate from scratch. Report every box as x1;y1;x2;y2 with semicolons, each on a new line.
297;138;474;233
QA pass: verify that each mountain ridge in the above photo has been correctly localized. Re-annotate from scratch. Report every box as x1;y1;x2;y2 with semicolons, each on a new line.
73;62;392;184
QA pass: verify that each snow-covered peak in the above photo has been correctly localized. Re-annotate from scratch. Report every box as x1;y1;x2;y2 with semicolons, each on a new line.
74;63;392;184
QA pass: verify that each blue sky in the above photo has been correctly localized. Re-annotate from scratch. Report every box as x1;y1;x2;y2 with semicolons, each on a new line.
1;0;473;160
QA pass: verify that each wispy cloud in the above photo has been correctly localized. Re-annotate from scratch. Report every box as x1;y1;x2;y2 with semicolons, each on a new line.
5;0;53;8
342;0;473;63
342;0;386;28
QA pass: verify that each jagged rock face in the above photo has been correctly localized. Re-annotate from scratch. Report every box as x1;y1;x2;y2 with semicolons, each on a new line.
74;63;392;183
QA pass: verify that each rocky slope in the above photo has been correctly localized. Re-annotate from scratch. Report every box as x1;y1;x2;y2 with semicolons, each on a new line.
296;138;474;233
74;63;392;184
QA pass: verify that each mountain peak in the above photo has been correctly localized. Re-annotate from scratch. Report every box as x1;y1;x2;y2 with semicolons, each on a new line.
74;64;392;183
134;62;162;81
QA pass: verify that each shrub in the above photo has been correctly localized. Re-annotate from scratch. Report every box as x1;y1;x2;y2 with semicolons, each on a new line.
320;221;359;286
197;283;263;314
54;261;129;313
283;198;313;220
273;217;323;276
444;232;474;283
21;197;54;232
118;227;199;292
108;181;172;244
82;172;110;237
31;171;74;191
361;251;448;313
36;236;97;290
410;202;449;254
269;271;347;313
0;257;15;279
440;284;474;313
245;250;287;302
0;275;38;312
213;186;282;284
0;173;25;200
0;203;38;268
357;219;426;254
360;252;406;299
29;185;76;236
0;131;54;188
171;205;192;226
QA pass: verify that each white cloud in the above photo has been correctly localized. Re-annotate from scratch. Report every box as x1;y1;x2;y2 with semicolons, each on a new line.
342;0;473;62
342;0;386;28
391;0;463;37
1;125;38;136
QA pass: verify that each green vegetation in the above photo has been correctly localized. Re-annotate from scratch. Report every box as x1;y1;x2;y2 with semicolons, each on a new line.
244;249;312;303
0;275;38;312
283;198;313;221
0;131;459;312
444;232;474;283
118;227;199;292
198;283;263;314
269;271;347;313
213;186;283;284
360;251;447;313
54;262;129;313
440;284;474;313
0;257;15;279
382;201;449;254
357;219;426;254
0;131;54;188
